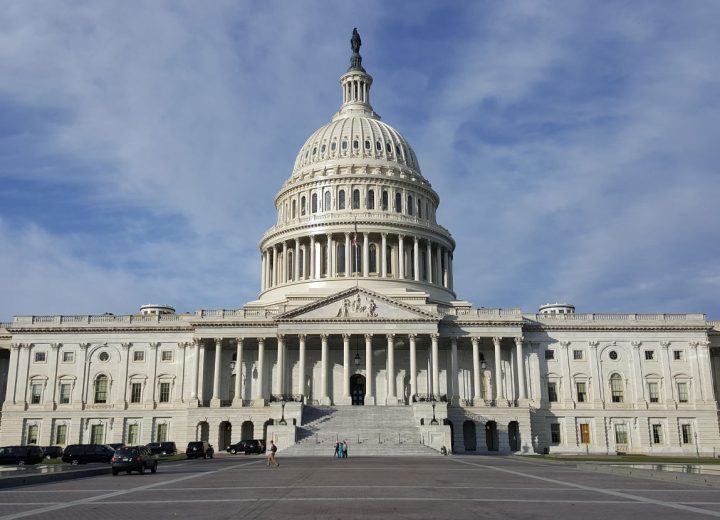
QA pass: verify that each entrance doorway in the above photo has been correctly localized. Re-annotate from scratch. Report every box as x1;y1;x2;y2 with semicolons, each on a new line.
219;421;232;450
350;374;366;405
485;421;498;451
508;421;520;452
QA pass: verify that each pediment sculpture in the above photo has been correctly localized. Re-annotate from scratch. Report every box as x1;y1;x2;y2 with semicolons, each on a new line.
336;293;378;318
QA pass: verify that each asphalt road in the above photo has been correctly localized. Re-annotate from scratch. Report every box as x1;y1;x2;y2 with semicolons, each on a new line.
0;455;719;519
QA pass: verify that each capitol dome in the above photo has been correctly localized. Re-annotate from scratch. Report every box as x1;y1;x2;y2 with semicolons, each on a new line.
257;31;456;303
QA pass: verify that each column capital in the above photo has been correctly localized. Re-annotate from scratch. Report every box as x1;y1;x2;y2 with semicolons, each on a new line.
277;334;285;342
431;333;439;341
659;340;671;348
194;338;203;348
363;231;369;237
514;336;524;346
149;342;161;349
364;333;373;341
79;343;90;351
386;333;395;341
121;342;132;350
398;233;405;240
257;337;266;345
10;343;21;351
178;342;190;350
413;235;419;243
345;232;350;238
407;333;417;340
471;336;480;346
689;341;700;349
588;340;600;349
297;334;307;341
381;232;388;238
342;334;351;341
214;338;223;346
492;337;502;347
559;340;571;348
320;334;329;341
51;342;62;350
235;337;244;345
631;341;642;348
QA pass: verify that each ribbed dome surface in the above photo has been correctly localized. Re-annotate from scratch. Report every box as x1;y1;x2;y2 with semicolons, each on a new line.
292;115;421;175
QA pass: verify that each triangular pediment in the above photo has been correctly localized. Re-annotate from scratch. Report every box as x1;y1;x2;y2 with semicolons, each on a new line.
275;287;439;322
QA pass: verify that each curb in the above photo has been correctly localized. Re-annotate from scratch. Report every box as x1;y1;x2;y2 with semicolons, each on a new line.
580;463;720;488
0;466;111;489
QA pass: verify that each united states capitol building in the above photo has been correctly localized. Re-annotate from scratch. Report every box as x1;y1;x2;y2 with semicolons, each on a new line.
1;32;719;456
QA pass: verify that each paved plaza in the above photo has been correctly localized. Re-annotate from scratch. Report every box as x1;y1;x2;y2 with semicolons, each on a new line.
0;456;719;519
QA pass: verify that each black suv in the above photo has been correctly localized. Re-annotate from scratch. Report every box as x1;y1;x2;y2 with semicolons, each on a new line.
0;446;44;466
41;446;64;459
62;444;115;465
186;441;214;459
146;441;177;456
111;446;158;475
227;440;265;455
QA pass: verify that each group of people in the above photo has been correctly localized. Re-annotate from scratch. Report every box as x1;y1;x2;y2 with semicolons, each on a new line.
334;440;349;458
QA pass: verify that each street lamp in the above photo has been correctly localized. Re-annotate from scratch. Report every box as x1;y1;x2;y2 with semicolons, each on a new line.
430;402;439;425
279;400;287;425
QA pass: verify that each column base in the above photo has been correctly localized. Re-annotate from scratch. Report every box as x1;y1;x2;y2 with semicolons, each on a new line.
253;398;266;408
495;399;509;408
232;398;244;408
210;398;221;408
319;396;332;406
385;396;400;406
186;398;199;408
364;395;376;406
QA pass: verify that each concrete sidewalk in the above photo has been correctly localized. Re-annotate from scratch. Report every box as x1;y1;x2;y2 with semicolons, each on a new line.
0;463;110;489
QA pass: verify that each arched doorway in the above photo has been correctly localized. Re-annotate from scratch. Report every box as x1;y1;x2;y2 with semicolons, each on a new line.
485;421;498;452
196;421;209;442
263;419;273;443
241;421;254;440
463;420;477;451
444;419;455;454
350;374;366;405
219;421;232;449
508;421;520;452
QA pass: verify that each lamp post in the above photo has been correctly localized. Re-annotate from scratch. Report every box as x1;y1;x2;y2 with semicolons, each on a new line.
430;402;438;425
279;400;287;425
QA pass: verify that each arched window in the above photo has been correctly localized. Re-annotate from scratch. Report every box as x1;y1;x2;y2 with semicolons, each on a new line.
352;247;362;274
338;190;346;210
407;195;414;215
417;198;422;218
381;190;389;211
311;193;318;213
368;189;375;209
337;245;345;274
369;244;377;273
94;375;108;404
291;200;296;219
394;193;402;213
352;189;361;209
301;196;306;215
610;374;624;403
386;246;392;275
298;250;304;278
324;191;331;211
321;246;328;276
288;251;294;281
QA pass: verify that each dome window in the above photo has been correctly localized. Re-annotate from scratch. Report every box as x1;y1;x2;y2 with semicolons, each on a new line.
331;142;337;151
324;191;331;211
407;195;414;216
394;192;402;213
364;140;370;150
321;144;326;153
342;140;348;150
381;190;389;211
338;190;346;210
313;146;317;155
311;194;318;213
353;140;359;150
352;189;361;209
376;141;382;151
386;143;392;153
368;189;375;209
395;145;401;157
301;196;306;216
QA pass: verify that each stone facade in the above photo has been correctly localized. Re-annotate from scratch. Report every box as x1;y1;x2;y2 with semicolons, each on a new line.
1;33;719;456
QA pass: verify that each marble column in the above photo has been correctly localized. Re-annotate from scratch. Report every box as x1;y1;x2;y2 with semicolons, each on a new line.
431;334;439;398
148;342;160;406
386;334;396;404
398;235;405;279
409;334;417;400
320;334;330;405
426;241;432;282
442;249;449;288
211;338;222;406
493;337;505;403
190;339;201;402
435;245;442;287
413;236;420;281
261;252;266;291
325;234;332;278
381;233;387;278
362;232;369;277
345;233;351;276
343;334;351;404
471;337;482;402
282;241;288;283
364;334;375;405
254;338;266;406
294;239;300;281
309;235;316;279
515;337;527;400
276;335;285;396
119;343;131;407
450;337;459;404
233;338;244;406
448;252;454;290
272;246;278;286
298;335;306;399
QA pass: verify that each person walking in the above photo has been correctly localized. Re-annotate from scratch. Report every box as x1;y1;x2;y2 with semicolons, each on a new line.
338;441;344;459
334;441;339;458
342;440;348;459
267;440;279;467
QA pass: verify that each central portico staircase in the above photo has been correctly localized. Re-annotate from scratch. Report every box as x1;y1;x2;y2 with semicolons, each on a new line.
281;405;439;457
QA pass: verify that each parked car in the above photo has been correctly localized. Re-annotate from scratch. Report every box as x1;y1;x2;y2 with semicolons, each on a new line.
146;441;177;456
41;446;64;459
111;446;158;475
0;446;45;466
227;440;265;455
186;441;214;459
62;444;115;465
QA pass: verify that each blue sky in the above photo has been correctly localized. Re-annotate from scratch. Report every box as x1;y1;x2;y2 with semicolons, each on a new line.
1;1;719;320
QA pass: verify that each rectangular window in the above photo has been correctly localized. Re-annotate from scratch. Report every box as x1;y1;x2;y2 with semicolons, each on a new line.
673;350;684;361
161;350;173;362
681;424;692;444
648;382;659;403
579;423;591;444
610;376;624;403
644;350;655;361
614;423;628;445
573;349;584;360
133;350;145;362
157;423;168;443
547;382;558;402
30;383;42;404
677;382;689;403
130;383;142;403
652;424;663;444
550;423;561;444
127;424;139;445
544;350;555;360
159;382;171;403
575;382;587;402
59;383;71;404
55;424;67;445
34;351;46;363
62;351;75;363
27;425;39;445
90;424;104;444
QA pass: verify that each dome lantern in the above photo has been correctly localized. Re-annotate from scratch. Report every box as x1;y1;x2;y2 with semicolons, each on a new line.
338;28;375;119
